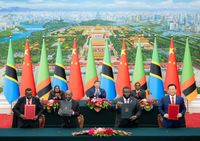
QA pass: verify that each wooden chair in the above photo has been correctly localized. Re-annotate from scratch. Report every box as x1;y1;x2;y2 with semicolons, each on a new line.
157;114;163;128
39;114;45;128
77;114;84;128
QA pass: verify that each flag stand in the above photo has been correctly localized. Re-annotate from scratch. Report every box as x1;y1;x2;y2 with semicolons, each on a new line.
186;99;190;113
10;103;13;115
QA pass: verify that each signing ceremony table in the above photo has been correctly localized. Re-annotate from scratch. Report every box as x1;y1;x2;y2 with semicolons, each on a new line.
0;128;199;141
44;100;159;128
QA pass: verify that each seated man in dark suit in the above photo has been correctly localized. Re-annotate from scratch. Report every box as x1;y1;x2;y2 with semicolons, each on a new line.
158;84;186;128
131;82;146;100
48;85;65;100
87;80;106;99
12;88;43;128
58;90;80;128
113;86;142;128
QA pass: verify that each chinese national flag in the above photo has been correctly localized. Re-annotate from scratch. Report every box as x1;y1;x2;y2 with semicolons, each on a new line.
116;39;131;97
68;38;84;100
164;37;181;96
20;38;36;96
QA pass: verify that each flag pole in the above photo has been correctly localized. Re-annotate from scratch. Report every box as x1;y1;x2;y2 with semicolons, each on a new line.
10;102;12;115
186;99;190;113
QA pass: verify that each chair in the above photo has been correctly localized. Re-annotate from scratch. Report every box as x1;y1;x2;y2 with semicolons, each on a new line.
39;114;45;128
77;114;84;128
157;114;163;128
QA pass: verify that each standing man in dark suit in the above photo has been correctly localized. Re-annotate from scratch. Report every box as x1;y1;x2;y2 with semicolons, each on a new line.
12;88;43;128
87;80;106;99
113;87;142;128
131;82;146;100
58;90;80;128
158;84;186;128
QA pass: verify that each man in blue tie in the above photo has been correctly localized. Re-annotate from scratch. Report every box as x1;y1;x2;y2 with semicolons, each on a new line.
87;81;106;99
158;84;186;128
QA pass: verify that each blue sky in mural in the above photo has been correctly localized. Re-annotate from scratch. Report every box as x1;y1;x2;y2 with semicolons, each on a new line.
0;0;199;10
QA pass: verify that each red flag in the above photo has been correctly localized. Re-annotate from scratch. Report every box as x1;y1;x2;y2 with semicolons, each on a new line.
116;39;131;97
68;38;84;100
164;37;181;96
20;38;36;96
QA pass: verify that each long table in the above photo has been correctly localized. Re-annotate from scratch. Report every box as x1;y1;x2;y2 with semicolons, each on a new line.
44;100;159;128
0;128;199;141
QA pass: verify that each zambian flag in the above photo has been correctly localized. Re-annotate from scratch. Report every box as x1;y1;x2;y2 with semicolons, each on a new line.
132;38;148;97
148;37;164;100
52;39;68;91
181;37;198;102
100;39;116;100
36;37;51;100
3;38;20;103
85;38;98;93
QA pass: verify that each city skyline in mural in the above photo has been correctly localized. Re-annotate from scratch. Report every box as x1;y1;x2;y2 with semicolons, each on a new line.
0;0;199;11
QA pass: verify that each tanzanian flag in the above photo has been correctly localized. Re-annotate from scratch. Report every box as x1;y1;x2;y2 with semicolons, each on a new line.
36;37;51;100
100;39;116;100
3;38;20;104
52;40;68;91
148;37;164;100
181;37;198;102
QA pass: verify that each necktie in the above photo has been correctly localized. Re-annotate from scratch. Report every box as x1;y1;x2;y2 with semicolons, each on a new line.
96;89;99;98
126;99;128;104
171;96;174;104
28;99;30;105
136;90;139;97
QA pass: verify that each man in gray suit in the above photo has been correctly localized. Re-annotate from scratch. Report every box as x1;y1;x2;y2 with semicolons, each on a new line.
58;90;80;128
113;86;142;128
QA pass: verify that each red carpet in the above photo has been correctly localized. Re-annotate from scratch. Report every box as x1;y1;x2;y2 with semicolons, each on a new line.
0;113;200;128
0;114;13;128
185;113;200;128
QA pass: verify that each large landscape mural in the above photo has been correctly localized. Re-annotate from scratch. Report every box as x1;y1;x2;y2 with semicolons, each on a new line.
0;0;200;93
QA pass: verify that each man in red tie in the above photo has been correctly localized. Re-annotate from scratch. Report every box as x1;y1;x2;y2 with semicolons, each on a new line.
158;84;186;128
13;88;43;128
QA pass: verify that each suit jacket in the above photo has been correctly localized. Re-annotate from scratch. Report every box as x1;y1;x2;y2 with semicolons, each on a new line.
12;96;43;128
58;99;80;128
87;86;106;99
113;97;142;128
158;95;186;128
131;89;146;100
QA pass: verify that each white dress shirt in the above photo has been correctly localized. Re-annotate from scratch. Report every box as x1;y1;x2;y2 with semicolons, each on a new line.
123;97;130;104
26;98;32;105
